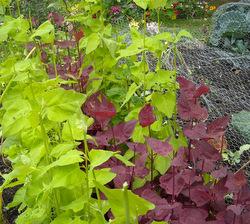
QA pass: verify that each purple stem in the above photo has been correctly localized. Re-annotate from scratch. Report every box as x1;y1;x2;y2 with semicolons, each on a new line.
172;166;175;203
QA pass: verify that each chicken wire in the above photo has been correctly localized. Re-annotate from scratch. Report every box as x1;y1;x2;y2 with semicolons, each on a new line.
116;22;250;177
161;38;250;176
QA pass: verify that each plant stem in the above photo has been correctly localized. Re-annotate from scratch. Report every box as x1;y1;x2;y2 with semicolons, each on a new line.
52;45;58;78
111;124;117;150
0;192;3;224
172;166;175;203
148;126;154;182
8;4;12;16
143;10;147;102
91;169;104;220
235;159;250;174
220;135;224;155
62;0;70;13
16;0;20;16
157;9;160;33
40;119;60;218
83;131;91;223
123;182;130;224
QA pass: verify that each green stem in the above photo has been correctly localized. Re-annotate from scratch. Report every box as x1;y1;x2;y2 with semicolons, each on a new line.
8;4;12;16
91;169;104;221
0;47;36;104
16;0;20;16
0;192;3;224
123;182;130;224
83;131;91;223
40;118;60;219
143;10;147;102
157;9;160;33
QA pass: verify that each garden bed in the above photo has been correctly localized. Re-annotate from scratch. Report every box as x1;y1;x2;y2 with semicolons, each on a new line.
1;1;250;224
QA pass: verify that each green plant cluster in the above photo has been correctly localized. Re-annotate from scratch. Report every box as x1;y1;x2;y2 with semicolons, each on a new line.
0;0;192;223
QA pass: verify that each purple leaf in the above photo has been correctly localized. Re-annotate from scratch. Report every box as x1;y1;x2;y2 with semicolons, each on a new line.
225;171;247;193
172;147;188;167
160;172;185;196
178;95;208;121
95;120;137;146
207;116;230;139
111;165;132;188
146;137;173;157
55;40;76;49
83;92;116;128
190;184;211;207
127;142;147;154
193;140;221;161
227;205;244;216
139;104;156;127
48;12;64;26
211;178;228;201
182;169;200;185
80;65;93;90
141;188;175;221
193;83;210;98
127;142;149;178
177;77;209;121
184;122;207;140
73;28;84;42
211;167;228;179
179;208;208;224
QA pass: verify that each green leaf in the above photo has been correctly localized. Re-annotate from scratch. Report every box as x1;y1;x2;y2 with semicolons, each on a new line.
2;99;32;136
148;0;167;9
154;154;172;175
133;0;149;10
80;33;100;54
0;17;30;43
118;44;145;59
95;182;155;220
62;114;94;140
39;151;84;176
31;20;55;43
61;197;85;213
155;32;174;42
102;37;117;57
114;154;134;166
50;142;78;158
151;92;176;118
239;144;250;155
121;82;141;108
175;30;192;43
89;168;116;188
132;124;149;143
43;88;86;122
48;165;85;189
89;149;114;169
52;150;83;167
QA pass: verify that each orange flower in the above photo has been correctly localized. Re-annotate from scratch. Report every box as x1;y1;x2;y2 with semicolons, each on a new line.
209;5;217;11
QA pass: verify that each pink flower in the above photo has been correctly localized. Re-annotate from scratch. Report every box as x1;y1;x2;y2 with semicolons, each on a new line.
110;6;121;15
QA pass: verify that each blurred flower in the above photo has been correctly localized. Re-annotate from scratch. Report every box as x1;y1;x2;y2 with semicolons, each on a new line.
209;5;217;11
110;5;121;15
146;22;159;34
129;20;139;29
